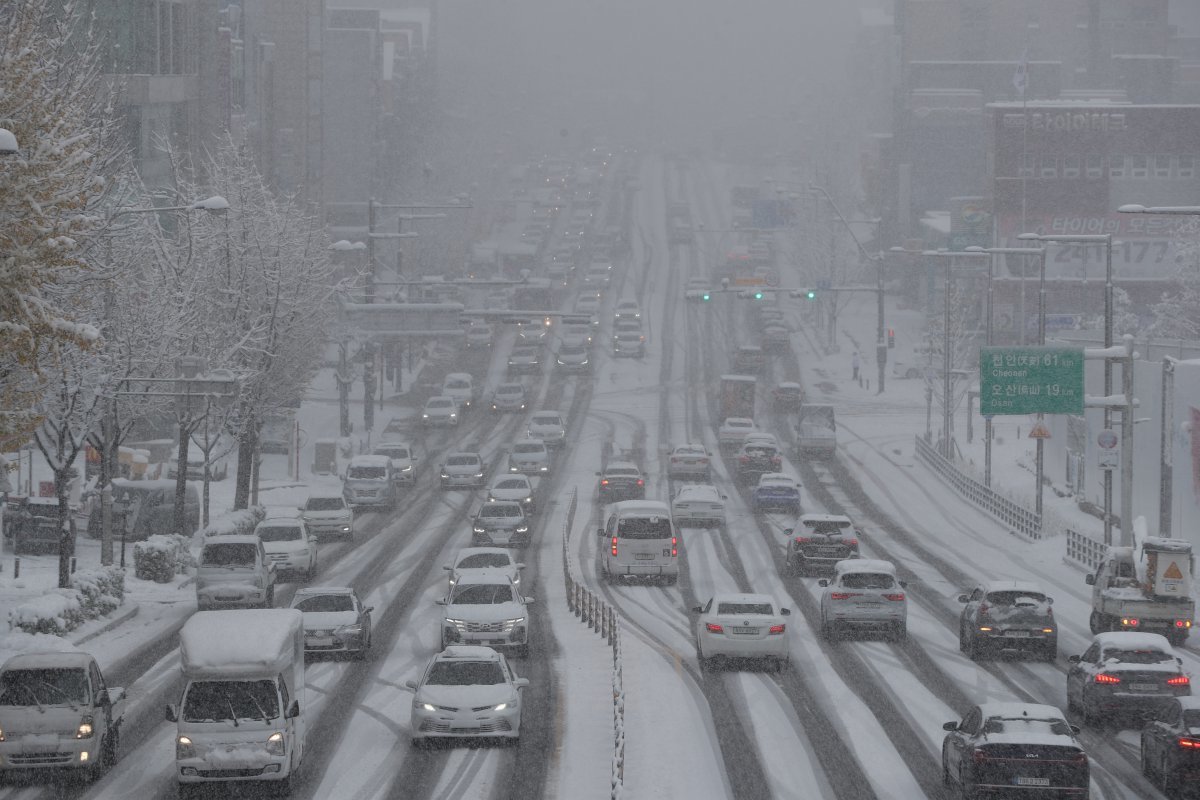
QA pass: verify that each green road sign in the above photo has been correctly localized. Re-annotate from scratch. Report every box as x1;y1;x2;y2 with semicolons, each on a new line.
980;346;1084;416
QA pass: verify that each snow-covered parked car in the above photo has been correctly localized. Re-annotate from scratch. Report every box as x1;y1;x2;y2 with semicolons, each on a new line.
671;484;726;528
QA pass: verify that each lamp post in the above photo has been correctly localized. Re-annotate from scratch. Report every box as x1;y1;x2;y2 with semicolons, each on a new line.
1018;232;1117;543
965;245;1045;488
921;249;990;458
95;196;229;565
808;185;887;392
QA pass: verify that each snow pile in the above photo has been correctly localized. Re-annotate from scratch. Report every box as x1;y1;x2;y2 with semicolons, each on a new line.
200;506;266;539
133;534;195;582
8;567;126;636
0;630;80;666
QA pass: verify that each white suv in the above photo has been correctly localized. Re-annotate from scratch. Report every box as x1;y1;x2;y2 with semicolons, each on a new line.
527;411;566;449
255;517;318;580
818;559;907;641
436;574;535;657
300;493;354;540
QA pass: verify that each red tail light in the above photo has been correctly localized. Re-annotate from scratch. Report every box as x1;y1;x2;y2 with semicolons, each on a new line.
1167;675;1191;686
671;537;677;557
611;537;618;557
830;592;858;600
1176;619;1192;628
844;539;859;548
600;479;609;486
1094;673;1121;685
636;479;644;486
768;624;786;635
771;457;781;465
1178;737;1200;749
706;622;723;633
883;593;906;602
1121;617;1139;627
793;537;811;545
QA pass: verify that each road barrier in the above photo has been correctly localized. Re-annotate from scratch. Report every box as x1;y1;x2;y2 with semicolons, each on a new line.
913;436;1106;569
560;487;625;799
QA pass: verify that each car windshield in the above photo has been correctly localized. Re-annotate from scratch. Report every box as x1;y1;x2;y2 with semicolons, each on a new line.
841;573;895;590
427;399;453;409
745;446;776;457
305;497;345;511
0;668;89;706
532;415;561;425
986;591;1048;606
616;517;672;539
982;716;1073;737
481;505;521;518
425;661;505;686
294;594;354;613
498;386;523;396
257;525;303;543
514;444;544;454
445;380;469;390
450;584;517;604
677;447;704;456
447;456;480;467
201;542;257;567
348;466;386;479
183;679;279;723
458;553;512;569
717;603;774;615
494;479;528;490
374;446;410;459
1104;648;1174;664
606;469;639;479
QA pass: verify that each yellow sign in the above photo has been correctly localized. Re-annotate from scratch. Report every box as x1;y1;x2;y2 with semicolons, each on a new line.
1164;561;1184;580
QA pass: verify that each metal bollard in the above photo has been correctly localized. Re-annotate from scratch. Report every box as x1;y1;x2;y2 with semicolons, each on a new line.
13;558;18;579
70;557;76;574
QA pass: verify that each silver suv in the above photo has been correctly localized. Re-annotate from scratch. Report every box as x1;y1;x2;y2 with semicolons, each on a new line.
818;559;907;641
440;452;487;489
491;382;527;413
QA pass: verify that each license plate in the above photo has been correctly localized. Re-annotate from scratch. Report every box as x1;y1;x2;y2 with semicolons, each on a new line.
1014;777;1050;787
635;553;656;560
1005;630;1031;638
1131;683;1160;692
731;627;760;635
856;603;881;610
818;548;841;556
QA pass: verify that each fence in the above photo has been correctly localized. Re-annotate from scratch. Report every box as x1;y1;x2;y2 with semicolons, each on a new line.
559;488;625;799
913;436;1107;570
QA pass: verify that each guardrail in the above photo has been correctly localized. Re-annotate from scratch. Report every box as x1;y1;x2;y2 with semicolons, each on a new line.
1065;527;1106;572
560;487;625;799
913;435;1044;539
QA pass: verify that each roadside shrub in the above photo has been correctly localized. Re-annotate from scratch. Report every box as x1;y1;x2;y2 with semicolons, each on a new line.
133;534;194;583
201;506;265;538
71;567;126;615
10;591;86;635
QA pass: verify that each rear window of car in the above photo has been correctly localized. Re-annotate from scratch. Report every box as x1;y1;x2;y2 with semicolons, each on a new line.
606;469;640;479
444;379;470;390
717;603;774;615
802;519;852;534
985;591;1048;606
1103;648;1173;664
841;573;895;590
982;716;1073;737
616;517;672;539
728;420;753;429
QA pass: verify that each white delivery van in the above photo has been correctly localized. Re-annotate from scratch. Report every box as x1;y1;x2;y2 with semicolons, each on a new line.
168;609;306;796
597;500;679;585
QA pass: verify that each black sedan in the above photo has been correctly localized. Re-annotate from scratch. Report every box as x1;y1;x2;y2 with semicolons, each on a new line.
1140;696;1200;797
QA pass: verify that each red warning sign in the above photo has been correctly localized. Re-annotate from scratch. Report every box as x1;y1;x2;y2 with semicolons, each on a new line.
1027;421;1051;440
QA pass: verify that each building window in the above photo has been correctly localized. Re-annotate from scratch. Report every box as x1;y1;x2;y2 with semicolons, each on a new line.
1040;157;1058;179
1178;156;1195;180
1019;153;1035;178
1129;155;1149;179
1062;155;1081;179
1086;154;1104;179
1155;155;1171;179
1109;155;1125;179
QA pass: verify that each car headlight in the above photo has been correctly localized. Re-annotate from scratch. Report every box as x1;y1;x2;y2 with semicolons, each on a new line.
450;413;457;418
473;525;486;533
75;716;94;739
265;731;285;756
341;525;352;532
417;701;436;712
474;472;484;478
440;472;450;479
516;525;529;533
336;624;362;635
492;703;509;711
422;414;430;419
176;735;195;759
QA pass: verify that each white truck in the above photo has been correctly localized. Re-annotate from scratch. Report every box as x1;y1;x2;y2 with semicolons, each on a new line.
1086;536;1195;645
795;403;837;457
0;651;125;778
168;609;306;796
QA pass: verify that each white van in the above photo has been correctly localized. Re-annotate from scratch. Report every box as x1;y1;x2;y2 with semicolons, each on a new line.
597;500;679;585
169;609;306;794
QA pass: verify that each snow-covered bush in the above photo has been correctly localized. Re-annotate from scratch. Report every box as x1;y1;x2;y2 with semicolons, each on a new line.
201;506;265;538
133;534;194;583
71;567;125;615
10;590;86;636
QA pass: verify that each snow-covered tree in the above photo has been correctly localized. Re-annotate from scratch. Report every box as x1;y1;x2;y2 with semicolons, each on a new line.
1148;219;1200;340
0;0;126;445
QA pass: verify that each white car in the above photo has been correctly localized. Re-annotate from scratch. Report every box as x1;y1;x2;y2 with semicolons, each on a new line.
693;593;792;671
671;484;726;528
717;417;757;449
527;411;566;449
614;299;641;320
290;586;372;657
299;493;354;540
436;574;535;656
488;474;536;514
465;323;493;349
559;321;593;345
372;440;417;486
819;559;908;641
667;444;711;480
405;646;528;746
508;439;551;475
254;516;318;580
441;373;475;411
444;547;524;592
556;344;590;372
440;452;487;489
422;395;460;427
491;382;527;413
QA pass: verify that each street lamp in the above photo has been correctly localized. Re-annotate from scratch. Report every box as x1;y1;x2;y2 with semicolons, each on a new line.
965;245;1045;488
1018;232;1120;544
0;128;18;155
808;184;888;393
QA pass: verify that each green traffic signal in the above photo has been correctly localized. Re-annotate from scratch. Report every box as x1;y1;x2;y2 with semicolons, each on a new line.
754;291;764;300
804;290;816;300
701;292;711;301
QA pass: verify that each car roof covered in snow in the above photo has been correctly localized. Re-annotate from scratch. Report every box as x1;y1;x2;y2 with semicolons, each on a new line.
980;580;1047;596
292;586;355;598
437;645;501;661
349;455;391;468
710;593;778;608
2;651;93;671
1094;631;1173;651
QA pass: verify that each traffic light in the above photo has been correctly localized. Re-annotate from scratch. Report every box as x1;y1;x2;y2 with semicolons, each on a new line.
738;289;766;300
887;328;895;348
701;291;711;301
789;288;818;300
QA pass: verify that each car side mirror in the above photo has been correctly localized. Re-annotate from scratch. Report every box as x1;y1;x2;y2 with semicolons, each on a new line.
365;606;374;614
1067;655;1081;663
957;594;969;603
597;527;605;537
818;579;829;587
523;596;535;604
1084;574;1095;585
1069;724;1080;736
514;678;530;689
942;721;959;732
781;608;791;616
691;605;703;614
165;704;178;722
515;563;526;570
782;528;793;537
286;699;300;719
404;680;418;691
443;565;452;571
899;581;908;588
